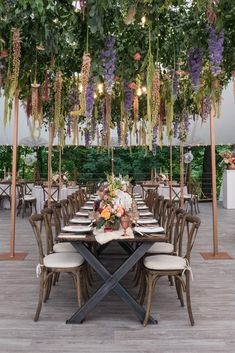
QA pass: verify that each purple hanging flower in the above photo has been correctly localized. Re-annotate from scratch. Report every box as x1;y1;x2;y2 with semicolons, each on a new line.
84;128;90;146
207;25;224;76
173;121;178;138
124;82;133;115
188;48;203;90
86;80;94;119
101;36;116;94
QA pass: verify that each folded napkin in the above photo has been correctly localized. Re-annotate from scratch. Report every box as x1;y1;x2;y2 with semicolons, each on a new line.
62;225;92;233
81;206;93;210
86;201;94;205
57;233;87;239
138;205;148;210
139;211;153;217
76;211;89;217
70;218;91;224
94;227;134;245
134;226;164;234
136;201;145;205
137;219;158;225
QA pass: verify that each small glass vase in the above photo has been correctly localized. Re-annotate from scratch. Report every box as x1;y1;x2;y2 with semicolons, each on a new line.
105;219;120;231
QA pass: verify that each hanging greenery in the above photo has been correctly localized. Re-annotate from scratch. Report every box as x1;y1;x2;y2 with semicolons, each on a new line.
0;0;234;146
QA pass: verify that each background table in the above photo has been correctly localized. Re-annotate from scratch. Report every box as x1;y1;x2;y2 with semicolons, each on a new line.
32;185;79;213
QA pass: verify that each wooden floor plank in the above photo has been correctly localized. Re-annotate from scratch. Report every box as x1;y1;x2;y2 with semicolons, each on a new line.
0;203;235;352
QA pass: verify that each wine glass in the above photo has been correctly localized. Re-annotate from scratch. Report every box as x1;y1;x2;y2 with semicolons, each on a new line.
88;211;95;225
121;216;130;236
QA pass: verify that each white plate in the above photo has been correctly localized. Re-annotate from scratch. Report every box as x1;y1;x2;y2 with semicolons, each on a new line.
136;201;145;205
70;218;91;224
137;206;148;210
137;219;158;225
81;206;93;210
76;211;89;217
85;201;94;205
134;226;164;234
139;211;153;217
62;225;92;233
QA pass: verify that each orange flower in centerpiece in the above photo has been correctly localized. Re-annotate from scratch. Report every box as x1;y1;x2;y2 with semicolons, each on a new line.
101;208;111;220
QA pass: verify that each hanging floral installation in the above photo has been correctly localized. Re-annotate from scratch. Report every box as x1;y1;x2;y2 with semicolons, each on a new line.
0;0;234;147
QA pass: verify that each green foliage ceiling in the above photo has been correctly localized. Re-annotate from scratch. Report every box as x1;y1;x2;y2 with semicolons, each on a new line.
0;0;234;147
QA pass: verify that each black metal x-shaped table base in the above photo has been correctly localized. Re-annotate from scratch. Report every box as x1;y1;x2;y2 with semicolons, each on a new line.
67;241;157;325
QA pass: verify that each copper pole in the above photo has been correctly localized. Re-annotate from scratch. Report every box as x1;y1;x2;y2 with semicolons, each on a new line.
111;147;114;176
58;145;62;200
10;90;19;257
169;143;173;201
180;142;184;208
210;108;219;256
47;123;53;208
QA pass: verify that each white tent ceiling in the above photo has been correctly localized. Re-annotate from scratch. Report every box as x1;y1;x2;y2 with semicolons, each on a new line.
0;82;234;146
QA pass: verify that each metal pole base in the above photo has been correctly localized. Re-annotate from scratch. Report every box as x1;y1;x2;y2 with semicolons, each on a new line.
200;252;233;260
0;253;28;261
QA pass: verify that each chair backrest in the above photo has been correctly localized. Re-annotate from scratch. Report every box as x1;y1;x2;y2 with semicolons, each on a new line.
153;195;164;220
29;214;45;263
52;202;62;236
164;202;177;243
172;212;200;261
60;199;70;226
0;182;11;199
67;195;76;218
41;208;54;254
25;182;34;195
42;185;59;203
178;214;201;262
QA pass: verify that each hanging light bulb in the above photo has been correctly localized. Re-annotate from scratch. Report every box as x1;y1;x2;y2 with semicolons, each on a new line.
137;87;142;96
142;86;147;94
98;83;104;94
79;83;83;93
141;16;146;27
72;1;80;12
94;92;97;99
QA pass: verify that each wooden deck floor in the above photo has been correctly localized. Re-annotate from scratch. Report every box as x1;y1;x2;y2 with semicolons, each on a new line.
0;203;235;353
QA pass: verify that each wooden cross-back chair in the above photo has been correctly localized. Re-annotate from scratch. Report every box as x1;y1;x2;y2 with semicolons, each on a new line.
142;213;201;326
29;213;85;321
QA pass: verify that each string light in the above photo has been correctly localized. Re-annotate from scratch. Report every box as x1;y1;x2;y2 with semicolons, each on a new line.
79;83;83;93
141;16;146;27
137;87;142;96
98;83;104;94
142;86;147;94
72;1;80;12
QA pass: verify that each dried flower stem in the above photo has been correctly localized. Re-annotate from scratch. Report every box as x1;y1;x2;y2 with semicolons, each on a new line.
54;71;63;133
79;52;91;115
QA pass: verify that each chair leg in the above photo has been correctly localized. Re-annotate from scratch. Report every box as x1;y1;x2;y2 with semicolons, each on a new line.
76;271;82;307
185;271;194;326
175;277;184;307
34;272;45;322
143;273;157;326
168;275;174;286
44;272;53;302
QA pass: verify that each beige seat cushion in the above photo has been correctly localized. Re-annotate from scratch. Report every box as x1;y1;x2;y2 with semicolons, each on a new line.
147;242;174;254
144;254;187;271
24;195;36;201
53;242;77;253
44;252;84;268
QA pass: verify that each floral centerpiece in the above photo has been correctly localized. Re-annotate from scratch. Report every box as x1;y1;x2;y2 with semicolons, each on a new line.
95;174;133;231
220;151;235;170
52;171;69;185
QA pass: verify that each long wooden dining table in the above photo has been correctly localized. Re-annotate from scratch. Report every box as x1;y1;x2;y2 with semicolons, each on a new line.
57;230;167;325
